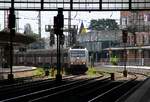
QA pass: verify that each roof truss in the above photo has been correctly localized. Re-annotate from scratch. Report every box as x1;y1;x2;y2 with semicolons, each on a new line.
0;0;150;11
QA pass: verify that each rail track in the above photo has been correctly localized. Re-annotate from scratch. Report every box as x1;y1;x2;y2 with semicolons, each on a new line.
0;75;103;102
30;72;143;102
0;72;146;102
0;75;90;101
88;79;139;102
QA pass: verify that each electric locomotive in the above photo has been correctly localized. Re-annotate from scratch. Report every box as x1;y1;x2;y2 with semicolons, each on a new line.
67;46;88;74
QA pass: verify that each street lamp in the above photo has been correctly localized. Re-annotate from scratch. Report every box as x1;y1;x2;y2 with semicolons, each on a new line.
122;29;128;77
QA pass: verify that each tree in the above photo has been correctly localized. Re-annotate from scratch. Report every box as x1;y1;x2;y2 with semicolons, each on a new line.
24;23;40;40
88;19;119;31
24;23;33;35
30;33;39;40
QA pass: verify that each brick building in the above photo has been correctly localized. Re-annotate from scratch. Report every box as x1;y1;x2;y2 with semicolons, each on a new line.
108;11;150;66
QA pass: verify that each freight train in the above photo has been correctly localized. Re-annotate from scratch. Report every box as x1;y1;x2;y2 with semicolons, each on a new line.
14;46;89;74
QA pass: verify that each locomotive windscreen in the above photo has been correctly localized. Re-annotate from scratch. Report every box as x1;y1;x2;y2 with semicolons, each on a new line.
70;50;86;57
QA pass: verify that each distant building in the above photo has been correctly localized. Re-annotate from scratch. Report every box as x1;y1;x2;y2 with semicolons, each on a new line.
120;11;150;46
77;30;121;52
104;11;150;66
120;11;150;32
0;28;35;69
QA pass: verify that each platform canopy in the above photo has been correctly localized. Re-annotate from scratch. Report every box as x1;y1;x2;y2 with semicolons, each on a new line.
0;0;149;11
0;28;36;46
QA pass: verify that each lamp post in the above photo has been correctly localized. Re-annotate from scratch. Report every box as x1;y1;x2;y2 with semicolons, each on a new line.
122;30;128;77
8;0;16;81
138;44;143;66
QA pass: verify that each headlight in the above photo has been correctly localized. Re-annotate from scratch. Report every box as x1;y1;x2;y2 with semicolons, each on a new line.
82;62;86;64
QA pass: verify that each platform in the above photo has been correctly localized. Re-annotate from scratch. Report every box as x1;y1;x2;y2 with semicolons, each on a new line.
0;66;37;79
0;66;36;72
125;78;150;102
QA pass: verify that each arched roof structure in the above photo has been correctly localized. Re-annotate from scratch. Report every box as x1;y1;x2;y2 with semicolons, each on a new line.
0;0;150;11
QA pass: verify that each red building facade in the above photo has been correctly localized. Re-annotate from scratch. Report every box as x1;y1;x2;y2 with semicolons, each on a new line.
109;11;150;66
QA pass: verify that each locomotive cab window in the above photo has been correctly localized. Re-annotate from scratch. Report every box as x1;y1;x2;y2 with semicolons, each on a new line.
70;50;86;57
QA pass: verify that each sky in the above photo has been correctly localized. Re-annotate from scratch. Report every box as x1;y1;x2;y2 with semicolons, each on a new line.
0;11;120;38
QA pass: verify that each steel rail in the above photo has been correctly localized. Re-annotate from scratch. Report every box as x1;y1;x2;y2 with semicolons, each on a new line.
1;76;103;102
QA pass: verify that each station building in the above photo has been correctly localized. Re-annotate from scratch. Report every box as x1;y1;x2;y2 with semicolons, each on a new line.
105;11;150;66
0;28;36;78
77;11;150;66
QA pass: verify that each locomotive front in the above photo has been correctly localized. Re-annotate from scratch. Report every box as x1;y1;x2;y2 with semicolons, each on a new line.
67;47;88;74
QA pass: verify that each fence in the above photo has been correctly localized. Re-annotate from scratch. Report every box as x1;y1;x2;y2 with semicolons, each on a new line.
99;58;150;66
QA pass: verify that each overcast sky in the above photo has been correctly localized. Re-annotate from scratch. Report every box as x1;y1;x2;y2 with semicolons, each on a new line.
0;11;120;37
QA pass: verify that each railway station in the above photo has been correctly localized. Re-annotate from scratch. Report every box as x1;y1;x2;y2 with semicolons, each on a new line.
0;0;150;102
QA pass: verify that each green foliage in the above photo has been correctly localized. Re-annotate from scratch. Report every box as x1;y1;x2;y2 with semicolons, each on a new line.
49;68;57;77
33;68;45;77
110;56;118;65
89;19;119;30
145;72;150;77
29;33;39;40
49;67;66;78
86;67;97;77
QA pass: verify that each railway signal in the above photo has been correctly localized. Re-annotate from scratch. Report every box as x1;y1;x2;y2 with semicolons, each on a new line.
57;8;64;29
54;16;59;35
60;34;65;45
122;30;128;43
50;34;55;46
53;8;64;36
8;8;16;29
54;8;64;81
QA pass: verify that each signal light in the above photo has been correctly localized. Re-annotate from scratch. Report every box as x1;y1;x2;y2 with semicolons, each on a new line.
57;8;64;28
54;16;59;35
122;30;128;43
60;34;65;45
53;8;64;36
8;8;16;29
50;34;55;46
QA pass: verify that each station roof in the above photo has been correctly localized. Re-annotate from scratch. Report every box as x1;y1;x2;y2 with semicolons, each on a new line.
0;28;36;46
0;1;150;11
